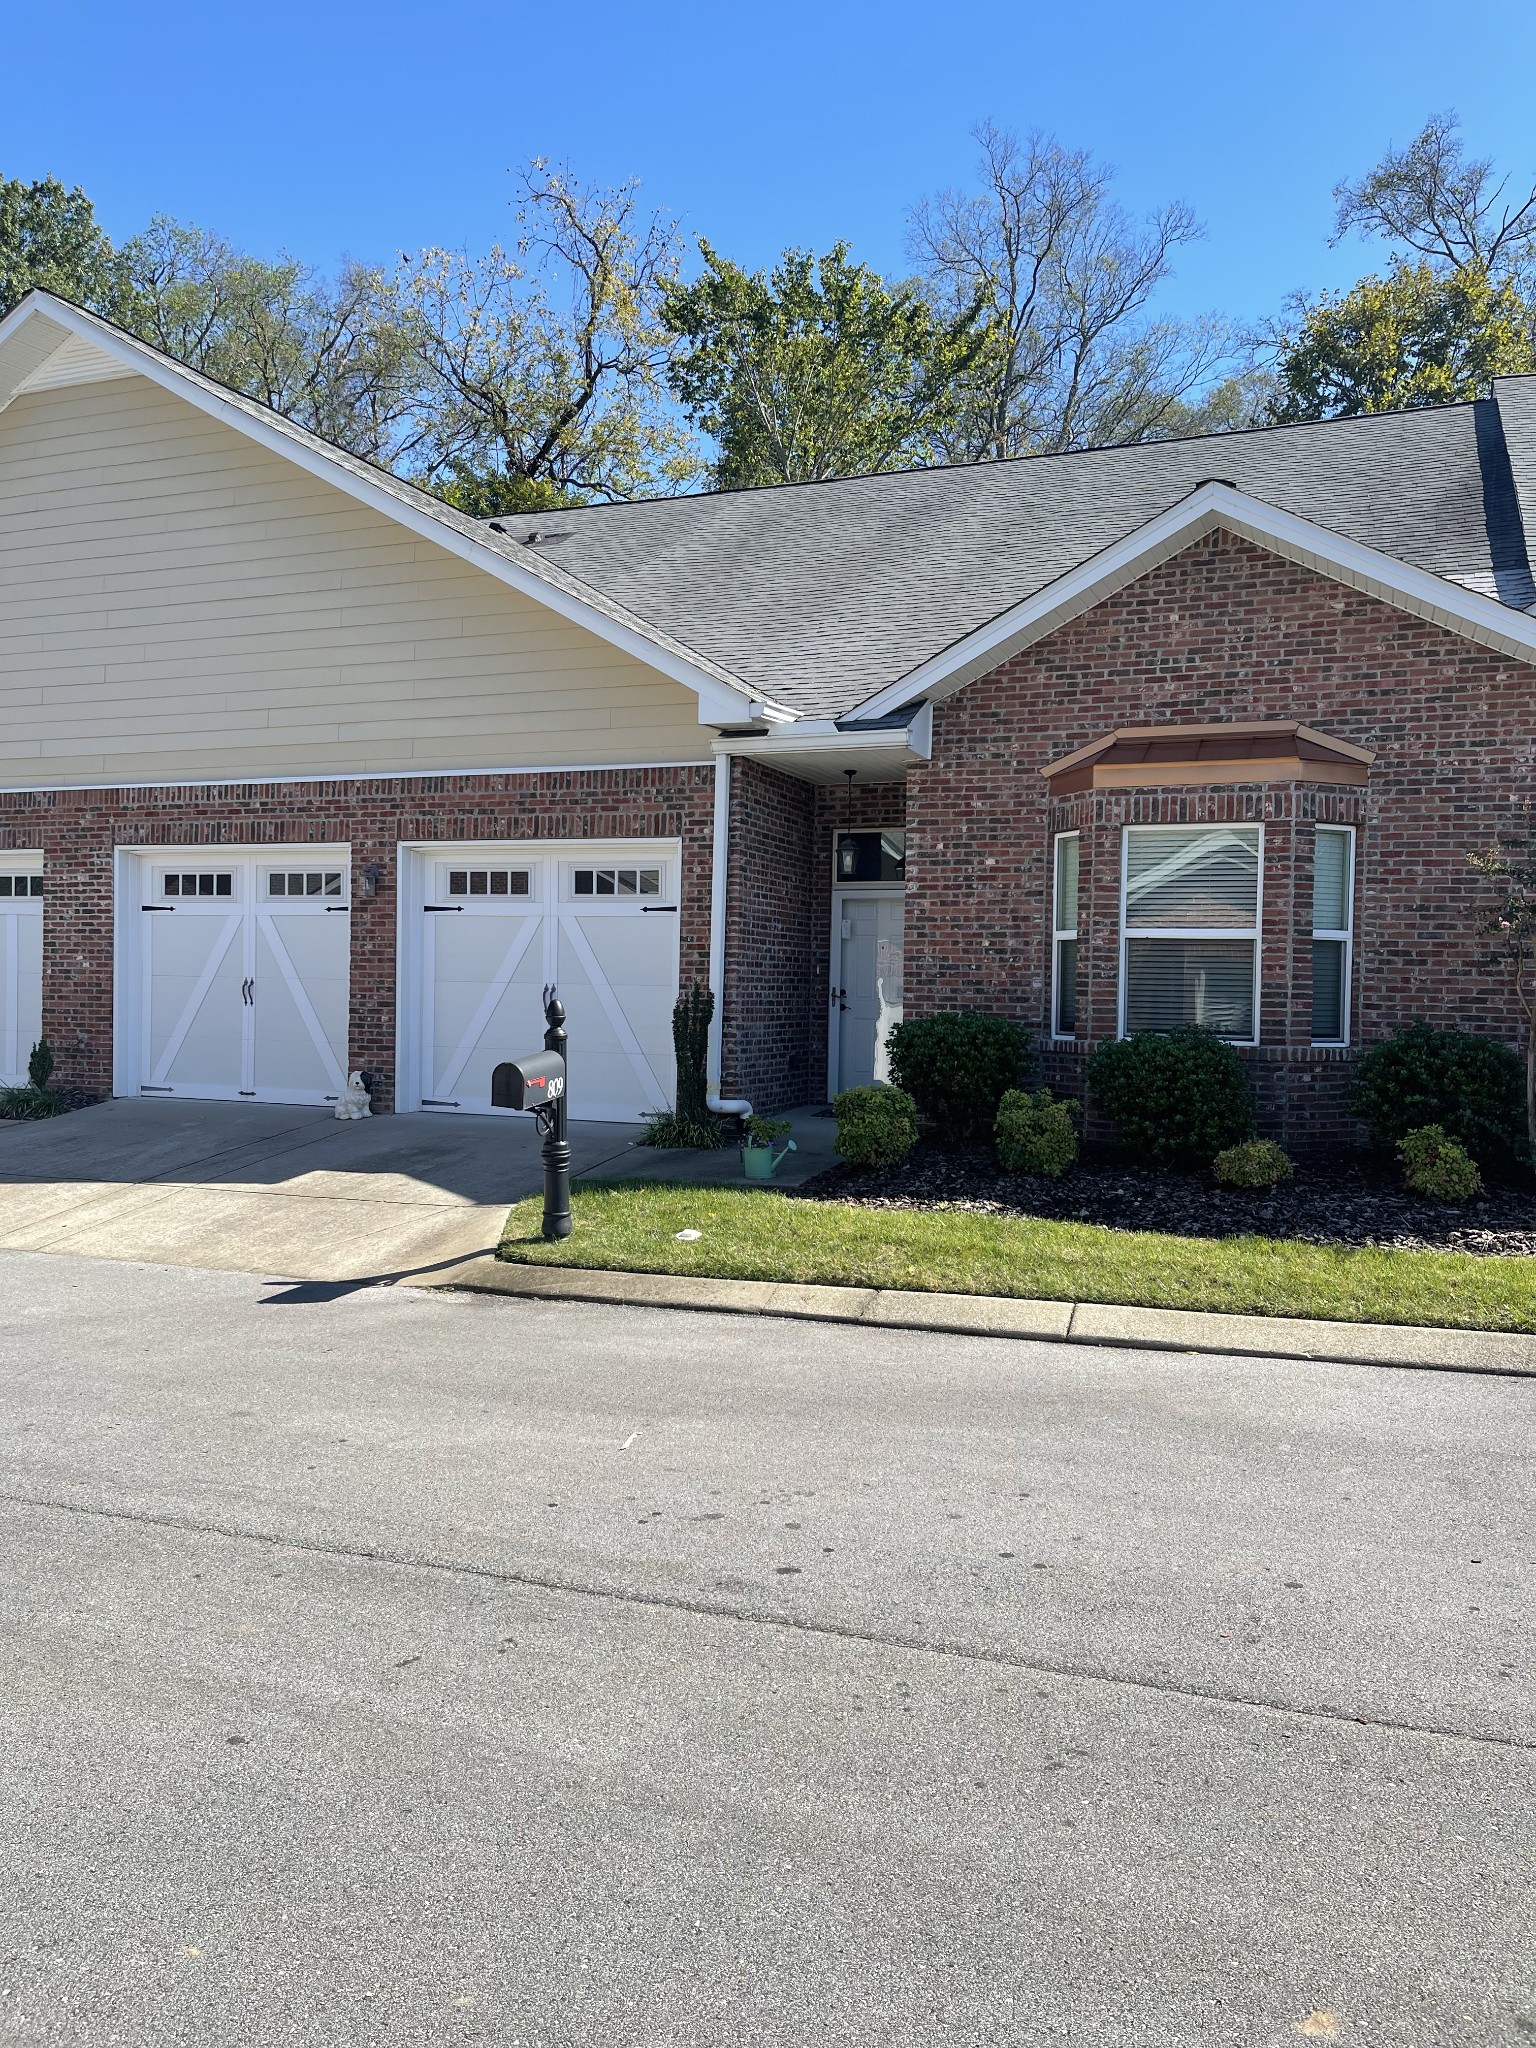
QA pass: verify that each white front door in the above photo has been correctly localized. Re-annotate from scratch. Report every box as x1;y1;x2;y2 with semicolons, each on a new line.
0;858;44;1088
413;843;680;1123
833;891;905;1093
134;853;350;1105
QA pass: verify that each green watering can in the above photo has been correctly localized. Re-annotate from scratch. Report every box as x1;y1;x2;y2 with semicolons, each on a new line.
741;1137;796;1181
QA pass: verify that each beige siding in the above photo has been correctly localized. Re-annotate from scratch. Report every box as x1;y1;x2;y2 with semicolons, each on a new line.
0;376;713;787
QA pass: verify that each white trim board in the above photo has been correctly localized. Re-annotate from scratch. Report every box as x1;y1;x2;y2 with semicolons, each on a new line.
0;758;711;799
850;481;1536;723
0;293;783;729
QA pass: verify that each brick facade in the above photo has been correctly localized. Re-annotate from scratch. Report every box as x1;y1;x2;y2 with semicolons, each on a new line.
721;759;819;1108
7;528;1532;1144
0;766;715;1112
720;762;908;1110
903;527;1536;1147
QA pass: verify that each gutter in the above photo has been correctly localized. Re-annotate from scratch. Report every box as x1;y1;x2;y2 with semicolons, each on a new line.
706;755;752;1120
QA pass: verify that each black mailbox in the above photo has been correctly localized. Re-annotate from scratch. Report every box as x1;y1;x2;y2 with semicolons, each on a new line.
491;1052;566;1111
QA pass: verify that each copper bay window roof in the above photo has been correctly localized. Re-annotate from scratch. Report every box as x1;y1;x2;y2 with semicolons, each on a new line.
1041;720;1375;793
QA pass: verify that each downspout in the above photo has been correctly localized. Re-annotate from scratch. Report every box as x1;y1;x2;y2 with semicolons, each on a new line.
706;753;752;1119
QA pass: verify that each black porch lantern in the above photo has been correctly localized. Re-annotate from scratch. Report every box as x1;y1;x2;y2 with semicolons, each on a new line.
836;768;859;879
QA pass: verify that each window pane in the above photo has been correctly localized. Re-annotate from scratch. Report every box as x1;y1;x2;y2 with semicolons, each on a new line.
1124;827;1259;929
1055;835;1079;930
1313;829;1350;932
1125;938;1255;1038
1312;939;1345;1041
1055;937;1078;1036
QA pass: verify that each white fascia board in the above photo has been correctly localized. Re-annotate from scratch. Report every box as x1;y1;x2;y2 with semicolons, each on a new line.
711;722;923;785
0;309;75;409
0;293;775;728
848;481;1536;722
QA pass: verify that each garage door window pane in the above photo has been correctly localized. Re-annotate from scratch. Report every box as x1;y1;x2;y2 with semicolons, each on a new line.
571;867;662;898
447;869;531;898
165;873;233;897
0;874;42;897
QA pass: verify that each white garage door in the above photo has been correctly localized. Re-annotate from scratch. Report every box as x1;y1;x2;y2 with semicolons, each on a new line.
0;856;44;1088
130;851;350;1105
413;842;679;1123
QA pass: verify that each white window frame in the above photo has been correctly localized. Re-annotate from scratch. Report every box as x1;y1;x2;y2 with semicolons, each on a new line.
1051;832;1079;1040
1118;822;1264;1046
1311;824;1355;1047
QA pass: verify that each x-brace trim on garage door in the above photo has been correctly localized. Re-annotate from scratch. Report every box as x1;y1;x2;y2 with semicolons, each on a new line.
147;909;243;1089
434;914;542;1100
558;909;667;1109
256;910;348;1097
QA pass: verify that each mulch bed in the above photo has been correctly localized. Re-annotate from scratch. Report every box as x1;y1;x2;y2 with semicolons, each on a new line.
794;1140;1536;1258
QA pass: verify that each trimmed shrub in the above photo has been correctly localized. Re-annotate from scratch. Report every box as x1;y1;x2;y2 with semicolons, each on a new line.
1345;1024;1524;1176
27;1039;54;1091
644;985;727;1147
995;1089;1080;1177
1087;1028;1255;1168
886;1012;1036;1143
834;1085;918;1168
1400;1124;1483;1201
1213;1138;1294;1190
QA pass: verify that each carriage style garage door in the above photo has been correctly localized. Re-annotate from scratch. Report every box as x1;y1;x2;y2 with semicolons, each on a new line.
402;840;680;1123
0;852;44;1089
118;848;351;1105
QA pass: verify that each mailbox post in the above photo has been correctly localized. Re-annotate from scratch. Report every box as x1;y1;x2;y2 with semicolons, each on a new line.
491;987;573;1240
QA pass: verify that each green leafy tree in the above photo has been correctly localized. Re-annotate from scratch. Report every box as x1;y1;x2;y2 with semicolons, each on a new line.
662;240;986;487
0;174;125;319
391;160;697;508
1271;260;1536;420
117;219;417;464
907;122;1227;458
1333;112;1536;290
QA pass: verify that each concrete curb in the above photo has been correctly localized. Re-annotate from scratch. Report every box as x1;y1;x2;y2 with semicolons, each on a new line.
421;1255;1536;1377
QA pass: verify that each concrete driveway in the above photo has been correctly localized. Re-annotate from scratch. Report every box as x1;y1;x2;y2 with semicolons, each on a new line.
0;1099;632;1283
0;1099;840;1283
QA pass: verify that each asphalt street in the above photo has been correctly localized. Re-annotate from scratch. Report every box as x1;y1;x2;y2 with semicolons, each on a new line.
1;1249;1532;2046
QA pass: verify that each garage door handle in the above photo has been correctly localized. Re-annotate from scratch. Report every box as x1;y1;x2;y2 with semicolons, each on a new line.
325;905;350;912
141;904;173;912
423;905;463;913
641;904;678;912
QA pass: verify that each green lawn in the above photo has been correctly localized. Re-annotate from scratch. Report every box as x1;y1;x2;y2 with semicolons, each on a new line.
497;1183;1536;1332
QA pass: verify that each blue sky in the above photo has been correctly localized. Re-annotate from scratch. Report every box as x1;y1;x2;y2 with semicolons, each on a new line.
8;0;1536;332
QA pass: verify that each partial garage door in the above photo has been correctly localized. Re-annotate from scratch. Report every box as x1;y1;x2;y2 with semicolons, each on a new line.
414;842;679;1122
0;856;44;1088
131;850;351;1105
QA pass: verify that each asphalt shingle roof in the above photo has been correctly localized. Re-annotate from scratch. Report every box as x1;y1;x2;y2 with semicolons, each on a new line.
487;393;1536;717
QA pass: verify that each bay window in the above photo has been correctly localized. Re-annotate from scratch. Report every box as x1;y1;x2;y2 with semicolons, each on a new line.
1120;824;1262;1043
1051;833;1079;1038
1311;826;1355;1043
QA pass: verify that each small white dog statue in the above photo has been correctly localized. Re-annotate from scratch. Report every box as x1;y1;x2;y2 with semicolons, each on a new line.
335;1071;372;1120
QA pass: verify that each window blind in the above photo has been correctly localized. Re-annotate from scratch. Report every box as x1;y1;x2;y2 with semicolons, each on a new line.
1311;827;1353;1042
1312;829;1350;931
1124;827;1260;929
1053;834;1080;1038
1124;939;1256;1038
